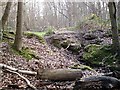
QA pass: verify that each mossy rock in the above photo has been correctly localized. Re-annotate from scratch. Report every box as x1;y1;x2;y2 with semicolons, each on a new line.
9;31;15;35
52;39;70;49
2;31;15;43
83;44;119;66
52;38;61;48
67;43;81;53
61;40;70;48
3;31;14;40
52;39;81;53
61;40;80;52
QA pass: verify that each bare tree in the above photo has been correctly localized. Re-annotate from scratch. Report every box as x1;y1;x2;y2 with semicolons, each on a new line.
108;1;120;54
1;0;12;31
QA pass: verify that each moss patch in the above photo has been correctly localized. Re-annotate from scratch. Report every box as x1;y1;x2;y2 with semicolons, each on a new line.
19;47;34;60
12;46;37;61
24;32;46;44
83;44;120;66
70;64;95;71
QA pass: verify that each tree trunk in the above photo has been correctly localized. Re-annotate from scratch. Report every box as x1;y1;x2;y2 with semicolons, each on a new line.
117;1;120;30
0;20;2;40
1;0;12;31
13;1;23;51
0;63;83;81
108;1;120;54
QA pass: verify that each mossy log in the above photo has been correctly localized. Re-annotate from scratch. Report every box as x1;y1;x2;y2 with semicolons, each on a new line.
37;69;82;81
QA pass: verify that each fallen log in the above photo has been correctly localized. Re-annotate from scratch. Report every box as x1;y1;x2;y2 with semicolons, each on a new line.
37;69;83;81
1;63;117;82
73;76;120;90
0;63;83;81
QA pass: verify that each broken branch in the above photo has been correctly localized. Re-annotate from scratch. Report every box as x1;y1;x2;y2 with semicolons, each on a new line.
0;63;37;75
6;69;37;90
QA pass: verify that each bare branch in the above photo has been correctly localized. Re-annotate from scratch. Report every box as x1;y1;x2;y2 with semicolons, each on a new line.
6;69;37;90
0;63;37;75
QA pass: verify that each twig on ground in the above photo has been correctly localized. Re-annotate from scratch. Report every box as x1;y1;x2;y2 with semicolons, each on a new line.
6;69;37;90
0;63;37;75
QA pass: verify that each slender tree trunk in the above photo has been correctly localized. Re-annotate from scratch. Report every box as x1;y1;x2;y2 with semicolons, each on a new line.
1;0;12;31
117;1;120;30
13;1;23;51
97;1;101;18
108;1;120;54
0;20;2;41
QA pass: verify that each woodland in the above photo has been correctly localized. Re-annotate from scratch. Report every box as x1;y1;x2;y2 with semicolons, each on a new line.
0;0;120;90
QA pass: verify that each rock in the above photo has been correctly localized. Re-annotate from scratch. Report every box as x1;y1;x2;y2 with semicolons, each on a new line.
67;43;81;54
73;76;120;90
51;38;61;48
82;30;105;45
61;40;70;48
3;33;14;40
103;30;112;38
89;38;103;44
45;31;82;53
9;31;15;35
45;29;113;53
83;33;97;40
112;71;120;79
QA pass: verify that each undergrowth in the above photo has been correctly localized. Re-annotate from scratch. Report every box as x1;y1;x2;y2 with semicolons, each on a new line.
44;26;55;36
76;14;111;31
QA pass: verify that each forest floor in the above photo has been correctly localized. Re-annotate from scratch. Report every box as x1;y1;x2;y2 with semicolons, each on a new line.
0;33;80;89
0;28;120;90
